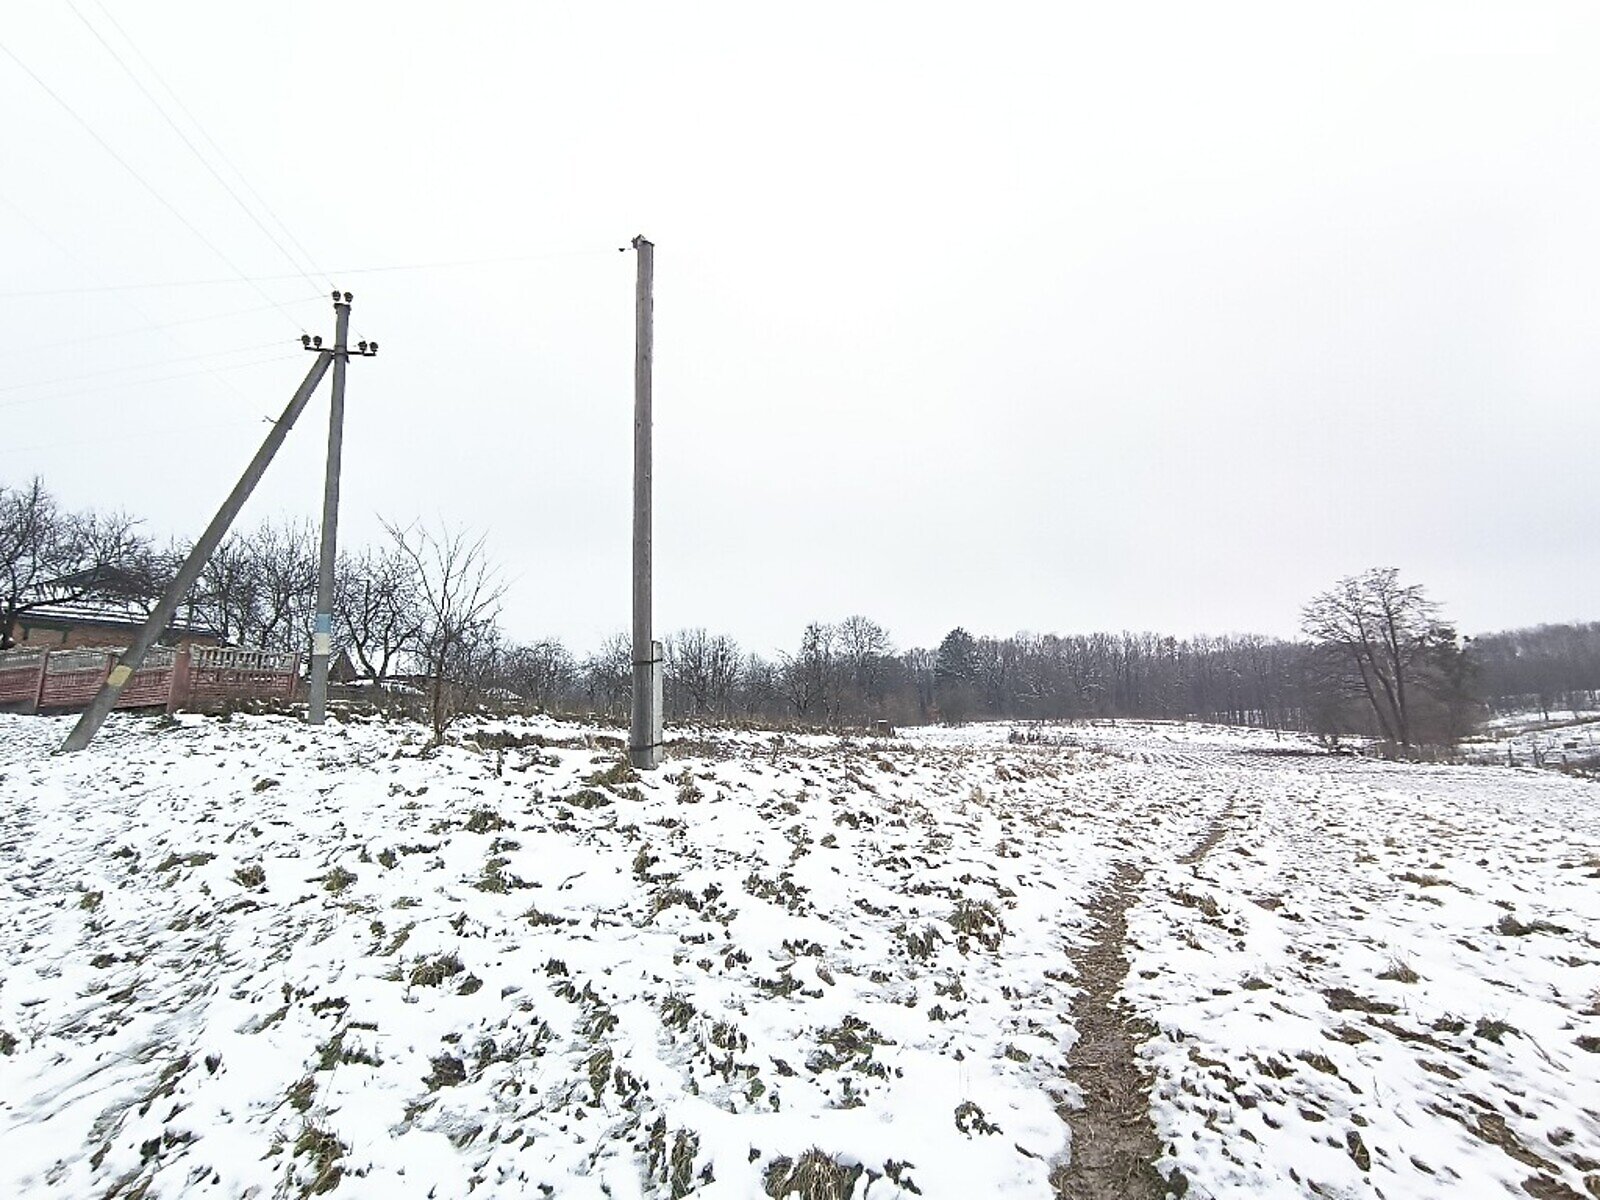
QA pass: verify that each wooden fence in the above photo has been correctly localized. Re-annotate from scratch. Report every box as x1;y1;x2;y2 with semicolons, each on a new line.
0;644;298;714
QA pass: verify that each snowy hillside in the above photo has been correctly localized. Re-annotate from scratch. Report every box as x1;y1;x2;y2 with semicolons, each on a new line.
1;713;1597;1199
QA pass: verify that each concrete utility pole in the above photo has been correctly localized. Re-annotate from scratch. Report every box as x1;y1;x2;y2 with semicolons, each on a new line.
630;235;661;770
59;349;335;753
307;291;352;724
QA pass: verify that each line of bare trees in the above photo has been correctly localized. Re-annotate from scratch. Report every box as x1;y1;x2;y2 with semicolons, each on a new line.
1469;622;1600;721
7;479;1598;743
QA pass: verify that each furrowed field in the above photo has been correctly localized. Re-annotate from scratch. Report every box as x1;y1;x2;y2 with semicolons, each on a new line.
2;712;1597;1199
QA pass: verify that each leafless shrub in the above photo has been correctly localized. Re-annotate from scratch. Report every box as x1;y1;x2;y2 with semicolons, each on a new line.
382;519;505;745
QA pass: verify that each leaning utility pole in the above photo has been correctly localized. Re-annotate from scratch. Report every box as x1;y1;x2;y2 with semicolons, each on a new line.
59;292;377;754
630;235;661;770
59;349;335;753
307;291;355;724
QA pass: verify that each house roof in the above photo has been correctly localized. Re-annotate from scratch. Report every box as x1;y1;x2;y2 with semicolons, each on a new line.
17;599;216;638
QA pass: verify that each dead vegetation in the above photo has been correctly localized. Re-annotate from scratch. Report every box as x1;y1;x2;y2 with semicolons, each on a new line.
764;1148;862;1200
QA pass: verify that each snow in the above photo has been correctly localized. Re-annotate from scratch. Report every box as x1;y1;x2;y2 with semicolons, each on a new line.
1;712;1597;1198
1462;710;1600;771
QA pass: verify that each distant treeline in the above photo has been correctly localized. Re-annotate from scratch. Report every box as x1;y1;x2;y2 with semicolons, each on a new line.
514;620;1600;736
1470;623;1600;719
7;477;1597;740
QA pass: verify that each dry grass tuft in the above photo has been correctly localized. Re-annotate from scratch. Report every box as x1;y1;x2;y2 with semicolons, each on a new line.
947;899;1006;951
764;1148;862;1200
293;1124;347;1196
1495;914;1570;937
1378;958;1420;983
408;952;463;987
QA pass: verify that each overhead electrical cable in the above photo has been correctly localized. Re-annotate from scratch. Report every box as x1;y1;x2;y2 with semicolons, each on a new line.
67;1;333;296
0;418;260;458
0;339;287;393
86;0;332;293
0;351;304;412
0;292;325;361
0;36;310;336
0;186;270;403
0;247;622;298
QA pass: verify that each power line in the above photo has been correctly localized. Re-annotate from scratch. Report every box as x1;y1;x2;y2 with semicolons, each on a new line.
0;292;325;359
67;0;333;296
0;287;325;361
0;35;309;336
86;0;332;293
0;246;621;298
0;339;287;394
0;416;256;458
0;187;271;403
0;351;303;413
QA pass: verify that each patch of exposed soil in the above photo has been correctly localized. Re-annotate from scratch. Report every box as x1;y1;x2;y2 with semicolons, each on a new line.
1178;800;1234;865
1051;862;1170;1200
1053;810;1234;1199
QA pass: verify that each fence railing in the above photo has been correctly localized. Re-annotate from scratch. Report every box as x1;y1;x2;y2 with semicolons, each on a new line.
0;643;297;714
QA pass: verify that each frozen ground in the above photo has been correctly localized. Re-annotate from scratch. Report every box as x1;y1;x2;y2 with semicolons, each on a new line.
1462;711;1600;772
0;712;1596;1199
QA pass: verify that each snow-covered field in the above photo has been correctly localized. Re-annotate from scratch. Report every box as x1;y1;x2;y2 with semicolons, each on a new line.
1;712;1597;1199
1463;711;1600;772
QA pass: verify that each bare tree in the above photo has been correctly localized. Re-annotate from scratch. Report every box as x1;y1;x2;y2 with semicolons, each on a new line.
0;477;146;649
336;545;426;682
666;627;743;719
835;614;894;718
187;532;263;646
1301;568;1457;749
582;632;632;718
249;519;318;655
737;653;783;720
779;622;840;720
501;638;576;711
384;520;506;743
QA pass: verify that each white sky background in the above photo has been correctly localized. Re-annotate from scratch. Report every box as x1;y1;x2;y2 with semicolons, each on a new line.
1;1;1596;655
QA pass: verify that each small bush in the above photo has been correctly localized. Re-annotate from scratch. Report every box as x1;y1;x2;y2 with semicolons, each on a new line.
644;1115;701;1199
661;994;696;1031
287;1075;316;1112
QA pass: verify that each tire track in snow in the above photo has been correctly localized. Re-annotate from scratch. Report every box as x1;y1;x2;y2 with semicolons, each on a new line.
1053;800;1235;1200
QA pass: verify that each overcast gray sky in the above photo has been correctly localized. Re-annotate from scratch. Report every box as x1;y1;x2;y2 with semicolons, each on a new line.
2;1;1596;655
